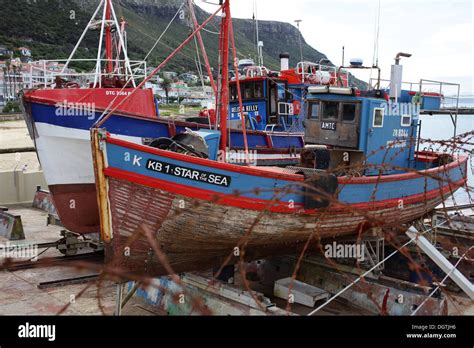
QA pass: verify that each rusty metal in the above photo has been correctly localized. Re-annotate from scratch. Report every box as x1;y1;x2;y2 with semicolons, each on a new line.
4;251;103;271
37;274;100;289
305;100;361;148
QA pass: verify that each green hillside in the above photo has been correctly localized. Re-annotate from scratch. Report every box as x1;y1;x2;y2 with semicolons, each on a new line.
0;0;328;72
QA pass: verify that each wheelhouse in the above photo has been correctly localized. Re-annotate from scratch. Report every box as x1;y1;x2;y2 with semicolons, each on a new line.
229;77;296;131
304;87;420;175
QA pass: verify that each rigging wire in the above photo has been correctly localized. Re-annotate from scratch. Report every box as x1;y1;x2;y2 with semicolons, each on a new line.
194;36;206;88
200;27;220;35
143;1;187;62
96;1;195;121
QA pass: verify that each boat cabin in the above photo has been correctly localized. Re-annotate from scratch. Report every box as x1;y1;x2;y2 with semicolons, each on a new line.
303;86;420;175
229;70;298;132
228;56;350;133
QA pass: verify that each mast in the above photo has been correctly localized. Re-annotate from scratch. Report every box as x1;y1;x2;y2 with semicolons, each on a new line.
105;0;113;73
229;8;250;165
218;0;230;159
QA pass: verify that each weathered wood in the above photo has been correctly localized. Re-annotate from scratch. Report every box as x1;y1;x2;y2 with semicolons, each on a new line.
103;176;451;278
92;129;113;243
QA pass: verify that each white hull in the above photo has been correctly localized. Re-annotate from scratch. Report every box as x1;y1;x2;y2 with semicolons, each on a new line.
34;122;141;186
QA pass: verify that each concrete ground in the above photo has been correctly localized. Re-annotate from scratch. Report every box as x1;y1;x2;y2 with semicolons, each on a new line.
0;120;40;172
0;205;472;316
0;206;160;315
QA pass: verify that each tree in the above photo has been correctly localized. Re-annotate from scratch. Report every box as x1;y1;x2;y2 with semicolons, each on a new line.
5;60;11;100
12;65;17;99
2;67;7;100
160;77;172;104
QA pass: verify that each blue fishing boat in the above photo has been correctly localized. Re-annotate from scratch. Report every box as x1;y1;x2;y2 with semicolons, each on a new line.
91;0;467;277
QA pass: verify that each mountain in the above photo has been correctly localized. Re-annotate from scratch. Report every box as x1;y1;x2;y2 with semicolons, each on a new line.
0;0;363;86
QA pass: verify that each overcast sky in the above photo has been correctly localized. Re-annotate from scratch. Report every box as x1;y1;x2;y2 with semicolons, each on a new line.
196;0;474;96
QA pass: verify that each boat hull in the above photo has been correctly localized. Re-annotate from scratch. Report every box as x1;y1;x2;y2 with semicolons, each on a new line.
104;176;456;276
49;184;99;234
94;132;468;277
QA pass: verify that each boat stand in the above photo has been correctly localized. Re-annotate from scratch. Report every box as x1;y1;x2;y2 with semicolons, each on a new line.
114;283;124;316
114;281;142;316
406;227;474;300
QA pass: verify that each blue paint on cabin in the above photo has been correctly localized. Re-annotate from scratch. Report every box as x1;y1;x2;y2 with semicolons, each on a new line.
305;92;420;175
228;78;304;132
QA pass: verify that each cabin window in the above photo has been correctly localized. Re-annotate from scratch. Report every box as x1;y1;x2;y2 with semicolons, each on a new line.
322;101;339;120
230;85;237;101
373;108;384;127
308;102;320;119
341;103;357;122
277;83;286;100
232;81;264;101
254;82;263;98
243;83;252;99
401;114;412;127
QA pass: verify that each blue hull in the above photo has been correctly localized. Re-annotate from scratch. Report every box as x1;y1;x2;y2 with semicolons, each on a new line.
28;102;304;151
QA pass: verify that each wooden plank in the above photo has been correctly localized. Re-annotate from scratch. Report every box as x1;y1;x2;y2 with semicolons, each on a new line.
274;277;329;307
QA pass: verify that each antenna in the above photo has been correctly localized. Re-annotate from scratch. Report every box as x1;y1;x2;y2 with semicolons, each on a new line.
372;0;381;68
254;1;263;66
295;19;303;64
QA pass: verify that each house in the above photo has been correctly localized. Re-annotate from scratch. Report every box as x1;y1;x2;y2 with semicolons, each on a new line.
162;71;178;80
17;47;32;57
0;45;13;58
178;72;199;84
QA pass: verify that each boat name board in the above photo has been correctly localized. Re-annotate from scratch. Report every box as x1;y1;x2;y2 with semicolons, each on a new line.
146;159;232;187
231;104;259;113
321;121;336;131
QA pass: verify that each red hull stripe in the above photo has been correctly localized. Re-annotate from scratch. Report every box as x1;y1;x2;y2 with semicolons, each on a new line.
104;167;466;214
23;88;158;119
106;136;468;184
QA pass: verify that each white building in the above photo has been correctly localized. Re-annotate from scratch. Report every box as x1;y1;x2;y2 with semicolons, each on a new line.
0;60;77;105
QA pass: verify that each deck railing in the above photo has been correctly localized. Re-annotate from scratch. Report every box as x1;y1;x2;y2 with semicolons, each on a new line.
25;59;147;89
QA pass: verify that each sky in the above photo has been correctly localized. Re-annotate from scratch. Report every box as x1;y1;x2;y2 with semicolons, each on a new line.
196;0;474;96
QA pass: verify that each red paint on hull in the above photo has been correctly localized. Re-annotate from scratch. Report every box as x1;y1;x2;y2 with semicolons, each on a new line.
23;88;157;119
49;184;100;234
